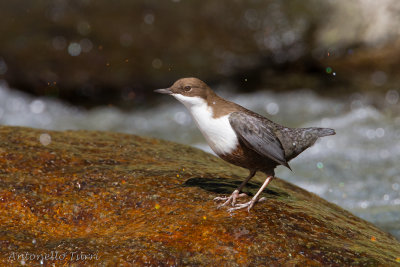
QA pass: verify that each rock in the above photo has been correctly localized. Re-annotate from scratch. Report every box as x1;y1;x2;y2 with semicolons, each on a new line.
0;126;399;266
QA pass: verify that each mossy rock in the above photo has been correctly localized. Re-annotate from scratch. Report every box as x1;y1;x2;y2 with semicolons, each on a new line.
0;126;399;265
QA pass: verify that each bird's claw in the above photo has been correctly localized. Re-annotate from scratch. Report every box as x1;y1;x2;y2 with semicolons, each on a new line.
214;190;248;208
227;197;266;213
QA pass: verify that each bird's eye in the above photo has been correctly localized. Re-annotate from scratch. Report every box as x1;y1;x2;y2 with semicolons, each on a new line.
183;85;192;92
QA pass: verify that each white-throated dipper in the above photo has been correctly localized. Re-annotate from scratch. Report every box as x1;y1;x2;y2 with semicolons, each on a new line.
155;77;335;212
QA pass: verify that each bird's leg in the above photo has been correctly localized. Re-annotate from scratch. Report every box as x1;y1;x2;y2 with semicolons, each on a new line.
228;175;274;213
214;170;256;208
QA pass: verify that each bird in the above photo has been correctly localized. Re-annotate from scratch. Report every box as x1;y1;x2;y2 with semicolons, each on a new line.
155;77;335;212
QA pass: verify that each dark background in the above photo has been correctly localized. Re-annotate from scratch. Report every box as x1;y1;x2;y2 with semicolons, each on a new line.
1;0;399;107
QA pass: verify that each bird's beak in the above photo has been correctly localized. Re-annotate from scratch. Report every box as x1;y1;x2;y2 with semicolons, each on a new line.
154;88;172;95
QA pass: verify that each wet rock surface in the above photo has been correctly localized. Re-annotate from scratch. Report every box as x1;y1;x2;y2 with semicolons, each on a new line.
0;126;399;266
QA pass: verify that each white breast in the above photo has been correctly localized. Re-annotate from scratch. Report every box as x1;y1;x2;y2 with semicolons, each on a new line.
172;94;238;155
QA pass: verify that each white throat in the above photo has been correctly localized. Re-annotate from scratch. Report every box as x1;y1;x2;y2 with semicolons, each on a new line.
172;94;238;155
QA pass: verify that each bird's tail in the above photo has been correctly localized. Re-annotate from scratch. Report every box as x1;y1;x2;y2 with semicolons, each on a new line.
314;127;336;137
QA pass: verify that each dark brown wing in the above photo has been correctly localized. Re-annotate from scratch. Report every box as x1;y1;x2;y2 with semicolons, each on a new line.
229;112;291;169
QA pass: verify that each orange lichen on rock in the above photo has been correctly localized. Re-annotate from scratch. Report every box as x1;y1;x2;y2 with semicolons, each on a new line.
0;126;399;266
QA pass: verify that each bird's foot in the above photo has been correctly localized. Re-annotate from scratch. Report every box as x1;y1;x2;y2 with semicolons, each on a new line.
214;190;248;208
227;197;267;213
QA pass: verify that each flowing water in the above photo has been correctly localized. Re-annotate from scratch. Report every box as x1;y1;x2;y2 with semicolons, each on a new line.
1;81;399;240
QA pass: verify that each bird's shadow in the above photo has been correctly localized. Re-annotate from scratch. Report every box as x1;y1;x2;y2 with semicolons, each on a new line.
184;177;289;198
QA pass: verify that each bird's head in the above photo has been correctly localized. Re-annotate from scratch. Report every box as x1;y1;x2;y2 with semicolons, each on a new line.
155;77;213;108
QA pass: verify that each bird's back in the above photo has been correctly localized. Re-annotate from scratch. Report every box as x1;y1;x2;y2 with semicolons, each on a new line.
275;126;335;161
226;105;336;164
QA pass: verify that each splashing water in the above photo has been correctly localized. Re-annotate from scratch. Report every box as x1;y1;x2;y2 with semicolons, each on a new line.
0;81;399;240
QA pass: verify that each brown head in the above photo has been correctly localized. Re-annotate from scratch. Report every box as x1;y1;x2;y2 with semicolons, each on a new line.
154;77;214;100
155;77;242;116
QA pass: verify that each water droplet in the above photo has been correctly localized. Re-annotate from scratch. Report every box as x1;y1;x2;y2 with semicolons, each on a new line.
144;13;155;24
350;99;363;110
371;71;387;86
385;90;399;105
80;38;93;53
375;128;385;138
77;21;91;35
360;201;369;209
392;183;399;191
317;162;324;169
266;102;279;115
39;133;51;146
244;9;257;22
326;67;332;74
30;100;46;114
68;43;82;56
152;58;162;69
174;111;191;125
